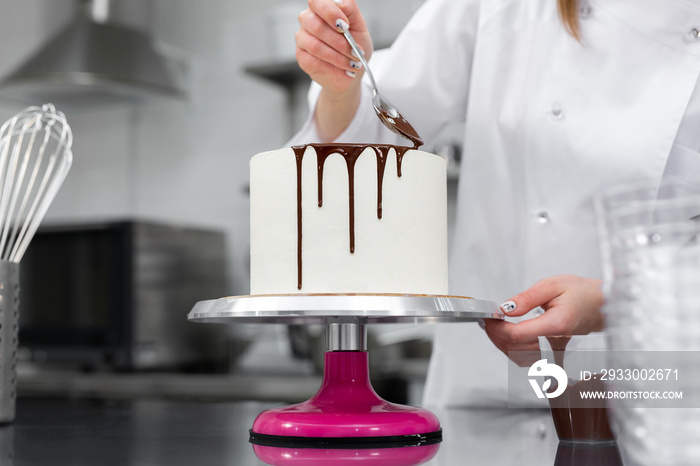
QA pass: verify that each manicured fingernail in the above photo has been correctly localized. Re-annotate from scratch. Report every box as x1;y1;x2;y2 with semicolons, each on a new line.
335;19;349;33
500;301;517;314
332;0;343;4
478;319;486;330
345;70;356;78
350;60;362;69
351;48;365;59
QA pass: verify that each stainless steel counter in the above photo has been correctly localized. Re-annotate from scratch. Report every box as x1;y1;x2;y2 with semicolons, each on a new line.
1;398;627;465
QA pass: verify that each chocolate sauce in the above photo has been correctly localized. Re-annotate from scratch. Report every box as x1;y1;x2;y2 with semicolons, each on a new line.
295;150;304;292
548;336;571;368
545;337;615;443
290;143;417;290
375;149;388;219
376;107;424;149
313;145;363;253
549;377;615;442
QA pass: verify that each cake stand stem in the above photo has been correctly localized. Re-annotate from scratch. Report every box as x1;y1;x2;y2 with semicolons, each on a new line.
326;322;366;351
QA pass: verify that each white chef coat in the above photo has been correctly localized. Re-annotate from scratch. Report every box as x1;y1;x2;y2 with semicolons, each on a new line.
288;0;700;407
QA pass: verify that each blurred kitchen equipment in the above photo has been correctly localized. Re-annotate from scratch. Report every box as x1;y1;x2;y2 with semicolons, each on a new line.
341;29;423;147
0;261;19;423
596;181;700;290
0;103;72;423
595;180;700;466
19;220;229;371
0;104;72;263
267;2;307;60
0;0;184;109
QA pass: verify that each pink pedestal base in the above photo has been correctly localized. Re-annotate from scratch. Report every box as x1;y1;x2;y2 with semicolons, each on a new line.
251;351;441;442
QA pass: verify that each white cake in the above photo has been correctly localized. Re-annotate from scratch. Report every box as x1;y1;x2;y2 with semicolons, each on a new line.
249;143;448;295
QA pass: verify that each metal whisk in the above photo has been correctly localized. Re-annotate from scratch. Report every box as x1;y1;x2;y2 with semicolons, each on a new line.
0;104;73;263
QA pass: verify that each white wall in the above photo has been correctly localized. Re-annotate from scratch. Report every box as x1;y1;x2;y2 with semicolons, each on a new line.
0;0;427;296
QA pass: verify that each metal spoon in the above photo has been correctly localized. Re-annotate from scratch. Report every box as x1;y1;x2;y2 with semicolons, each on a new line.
342;30;423;148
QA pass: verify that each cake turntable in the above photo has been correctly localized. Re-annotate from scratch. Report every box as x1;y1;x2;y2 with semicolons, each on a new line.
188;293;503;457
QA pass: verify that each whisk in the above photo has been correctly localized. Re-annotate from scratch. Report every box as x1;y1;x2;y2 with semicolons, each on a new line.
0;104;73;263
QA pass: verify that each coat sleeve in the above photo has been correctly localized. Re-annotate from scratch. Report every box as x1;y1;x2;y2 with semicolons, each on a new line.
287;0;481;147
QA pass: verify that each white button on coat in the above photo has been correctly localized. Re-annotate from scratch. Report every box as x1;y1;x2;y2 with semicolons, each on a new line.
579;5;593;19
289;0;700;407
535;211;551;224
550;104;564;120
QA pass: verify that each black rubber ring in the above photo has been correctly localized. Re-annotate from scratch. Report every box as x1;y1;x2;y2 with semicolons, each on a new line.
249;429;443;449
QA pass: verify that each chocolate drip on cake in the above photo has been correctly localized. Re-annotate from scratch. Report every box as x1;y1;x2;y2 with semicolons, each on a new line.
293;147;305;290
314;145;364;253
291;143;415;290
396;150;406;178
375;149;388;219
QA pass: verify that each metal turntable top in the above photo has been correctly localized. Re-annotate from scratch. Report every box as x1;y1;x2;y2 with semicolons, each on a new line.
187;293;504;325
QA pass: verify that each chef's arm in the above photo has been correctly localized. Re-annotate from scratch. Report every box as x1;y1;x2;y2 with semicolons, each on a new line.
295;0;372;141
291;0;479;147
315;88;362;142
481;275;605;365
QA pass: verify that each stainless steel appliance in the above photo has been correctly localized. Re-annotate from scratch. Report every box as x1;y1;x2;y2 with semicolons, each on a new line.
18;220;228;370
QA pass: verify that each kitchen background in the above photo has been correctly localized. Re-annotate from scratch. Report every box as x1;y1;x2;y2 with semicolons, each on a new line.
0;0;463;403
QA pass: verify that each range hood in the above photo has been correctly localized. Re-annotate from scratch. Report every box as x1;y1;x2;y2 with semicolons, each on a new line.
0;0;184;109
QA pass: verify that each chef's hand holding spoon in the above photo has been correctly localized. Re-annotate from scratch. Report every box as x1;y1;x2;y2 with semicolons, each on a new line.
482;274;606;367
296;0;373;142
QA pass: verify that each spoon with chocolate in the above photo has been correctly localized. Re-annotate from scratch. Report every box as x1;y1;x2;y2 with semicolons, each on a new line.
340;27;423;148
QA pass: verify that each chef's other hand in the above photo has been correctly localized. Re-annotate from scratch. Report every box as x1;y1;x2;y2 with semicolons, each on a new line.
296;0;373;95
482;274;605;367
